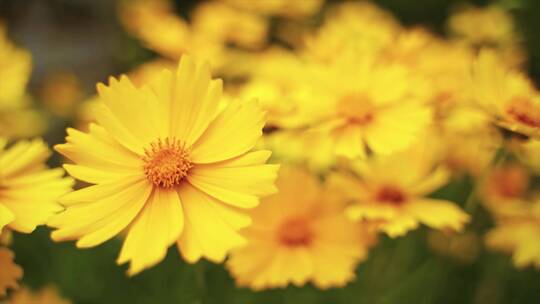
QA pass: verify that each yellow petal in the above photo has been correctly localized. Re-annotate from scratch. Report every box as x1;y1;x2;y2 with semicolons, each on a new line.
117;189;184;276
380;215;419;238
405;199;470;232
190;100;265;164
171;56;223;146
177;183;247;263
0;204;15;232
50;179;151;248
188;154;278;209
333;125;366;159
365;103;431;155
97;76;164;147
56;124;142;173
0;139;50;178
408;167;450;196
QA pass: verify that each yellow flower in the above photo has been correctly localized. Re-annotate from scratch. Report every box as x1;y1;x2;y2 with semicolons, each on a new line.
8;286;71;304
0;139;72;233
335;144;469;237
0;24;32;109
470;50;540;138
50;56;279;275
304;1;400;63
447;3;525;67
486;208;540;268
221;0;324;19
309;55;432;159
448;4;518;47
227;167;373;290
0;247;22;296
191;1;268;50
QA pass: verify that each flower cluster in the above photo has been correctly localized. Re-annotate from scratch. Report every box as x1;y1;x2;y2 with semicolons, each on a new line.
2;0;540;301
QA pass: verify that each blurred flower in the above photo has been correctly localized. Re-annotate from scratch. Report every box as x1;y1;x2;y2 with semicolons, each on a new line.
51;56;279;275
0;24;46;139
221;0;324;19
257;129;335;173
191;1;268;50
8;286;71;304
39;71;83;118
448;5;517;47
0;247;22;297
0;24;31;109
469;50;540;139
486;209;540;268
304;1;400;63
0;138;73;234
309;54;432;159
448;4;524;67
335;143;469;237
227;167;374;290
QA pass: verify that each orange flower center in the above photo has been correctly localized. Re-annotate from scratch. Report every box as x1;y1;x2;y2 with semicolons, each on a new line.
376;185;406;205
338;93;375;125
278;218;313;247
143;138;193;188
506;97;540;128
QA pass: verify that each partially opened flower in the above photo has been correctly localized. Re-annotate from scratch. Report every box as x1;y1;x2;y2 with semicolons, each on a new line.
0;138;73;234
335;143;469;237
51;56;279;275
227;167;374;290
0;247;23;296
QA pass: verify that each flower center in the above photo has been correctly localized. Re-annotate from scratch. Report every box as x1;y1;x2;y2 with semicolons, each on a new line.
338;93;375;125
376;185;406;205
506;97;540;128
278;218;313;247
143;138;193;188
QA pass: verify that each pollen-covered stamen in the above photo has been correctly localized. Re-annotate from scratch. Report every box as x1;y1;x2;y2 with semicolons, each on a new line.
278;218;313;247
143;138;193;188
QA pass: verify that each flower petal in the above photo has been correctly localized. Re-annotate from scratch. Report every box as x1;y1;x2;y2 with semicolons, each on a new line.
188;152;278;209
0;248;23;296
177;183;247;263
190;100;265;164
405;199;470;232
170;56;223;146
117;189;184;276
50;179;152;248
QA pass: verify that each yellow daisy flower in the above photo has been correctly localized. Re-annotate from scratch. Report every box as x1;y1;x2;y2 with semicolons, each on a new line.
335;144;469;237
310;54;432;159
0;138;73;233
227;167;373;290
470;50;540;139
8;286;71;304
0;247;22;296
50;56;279;275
